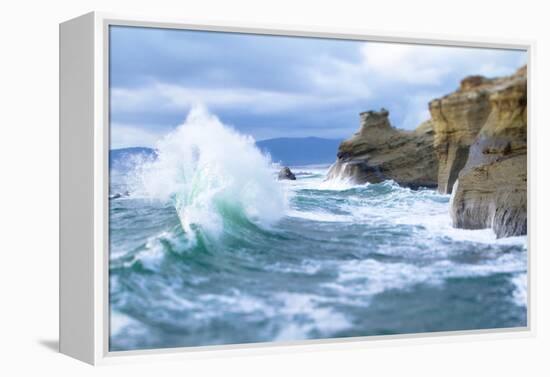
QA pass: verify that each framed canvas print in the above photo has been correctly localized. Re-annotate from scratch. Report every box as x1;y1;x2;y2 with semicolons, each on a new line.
59;12;534;365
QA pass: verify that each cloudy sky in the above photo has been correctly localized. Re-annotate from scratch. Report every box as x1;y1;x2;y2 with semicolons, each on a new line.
109;25;526;149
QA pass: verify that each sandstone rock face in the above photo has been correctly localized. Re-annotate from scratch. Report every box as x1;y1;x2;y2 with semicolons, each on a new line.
326;109;438;189
450;67;527;238
429;68;528;195
429;76;494;194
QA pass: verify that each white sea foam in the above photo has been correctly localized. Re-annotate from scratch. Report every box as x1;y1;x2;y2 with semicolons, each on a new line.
205;292;273;316
131;229;190;269
273;293;351;340
110;311;143;337
318;176;366;191
112;139;528;348
396;209;527;246
162;289;353;340
313;172;528;246
281;168;528;307
323;251;527;299
134;105;287;242
266;259;324;275
511;273;527;307
286;209;351;222
331;259;437;296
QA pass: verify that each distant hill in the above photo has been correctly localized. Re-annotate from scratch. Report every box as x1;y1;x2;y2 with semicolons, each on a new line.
110;137;342;169
256;137;341;166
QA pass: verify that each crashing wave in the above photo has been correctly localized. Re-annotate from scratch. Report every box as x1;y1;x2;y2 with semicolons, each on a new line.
132;105;287;247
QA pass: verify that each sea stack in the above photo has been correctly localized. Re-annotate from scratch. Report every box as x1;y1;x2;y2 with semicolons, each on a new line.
445;66;527;238
326;108;438;189
278;166;296;180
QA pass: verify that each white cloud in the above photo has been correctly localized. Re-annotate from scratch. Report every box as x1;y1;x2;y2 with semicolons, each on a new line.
111;45;525;112
306;55;372;97
111;81;363;117
360;42;524;86
110;123;165;149
109;41;526;145
361;43;453;85
304;42;525;112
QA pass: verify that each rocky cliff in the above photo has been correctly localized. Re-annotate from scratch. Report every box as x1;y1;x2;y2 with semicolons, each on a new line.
429;68;527;195
449;66;527;238
326;66;527;238
428;76;493;194
326;109;438;189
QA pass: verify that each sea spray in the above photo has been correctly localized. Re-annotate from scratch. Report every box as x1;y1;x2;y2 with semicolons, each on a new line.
110;112;527;351
134;105;286;245
111;158;528;350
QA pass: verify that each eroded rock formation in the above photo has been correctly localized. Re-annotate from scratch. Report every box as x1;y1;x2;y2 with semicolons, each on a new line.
450;66;527;238
325;66;527;238
429;67;527;195
326;109;438;189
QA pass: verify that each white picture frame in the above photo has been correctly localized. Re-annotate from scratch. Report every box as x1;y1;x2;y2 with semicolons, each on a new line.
59;11;536;365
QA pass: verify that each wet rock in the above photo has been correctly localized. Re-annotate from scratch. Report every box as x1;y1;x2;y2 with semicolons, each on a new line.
449;66;527;238
326;109;438;189
278;166;296;180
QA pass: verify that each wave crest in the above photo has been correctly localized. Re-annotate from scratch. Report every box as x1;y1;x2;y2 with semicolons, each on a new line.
133;105;286;245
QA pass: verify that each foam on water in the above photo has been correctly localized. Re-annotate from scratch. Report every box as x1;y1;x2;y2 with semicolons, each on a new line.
273;293;351;340
318;176;366;191
511;273;527;307
132;105;287;245
110;124;528;350
316;176;528;247
319;250;526;302
110;311;138;336
110;310;149;343
132;229;187;270
286;209;351;222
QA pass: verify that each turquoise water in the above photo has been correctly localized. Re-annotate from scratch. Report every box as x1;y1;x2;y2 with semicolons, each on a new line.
108;108;526;351
109;165;527;351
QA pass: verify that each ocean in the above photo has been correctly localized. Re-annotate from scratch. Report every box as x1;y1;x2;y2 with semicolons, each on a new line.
109;108;527;351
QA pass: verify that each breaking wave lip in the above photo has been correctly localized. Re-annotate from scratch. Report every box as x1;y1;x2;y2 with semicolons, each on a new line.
127;105;287;249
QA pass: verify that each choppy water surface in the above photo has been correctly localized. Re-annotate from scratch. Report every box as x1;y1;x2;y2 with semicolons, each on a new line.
109;108;527;351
